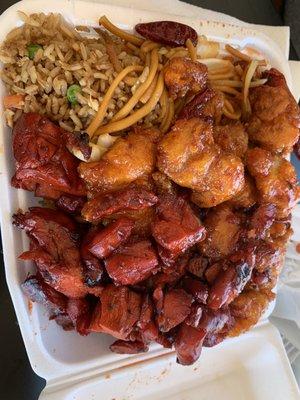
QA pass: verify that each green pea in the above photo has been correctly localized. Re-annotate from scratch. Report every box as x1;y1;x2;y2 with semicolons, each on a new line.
27;44;42;60
67;84;81;106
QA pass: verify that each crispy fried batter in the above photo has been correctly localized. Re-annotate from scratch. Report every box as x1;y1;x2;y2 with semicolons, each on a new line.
164;57;208;99
213;122;248;158
79;127;160;195
227;174;257;209
198;204;242;259
248;68;300;154
229;289;274;336
246;147;300;218
157;118;245;207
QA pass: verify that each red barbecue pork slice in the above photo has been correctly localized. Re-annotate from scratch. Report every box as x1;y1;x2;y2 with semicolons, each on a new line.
87;218;135;259
110;340;149;354
66;298;92;336
14;207;102;298
185;304;203;328
80;228;105;288
157;288;193;332
21;274;73;330
151;253;189;289
105;240;159;285
175;308;232;365
175;324;206;365
82;186;158;223
90;285;142;339
137;294;159;342
19;249;87;299
182;277;209;304
151;194;206;258
56;195;86;215
11;112;86;199
186;255;209;279
207;244;256;310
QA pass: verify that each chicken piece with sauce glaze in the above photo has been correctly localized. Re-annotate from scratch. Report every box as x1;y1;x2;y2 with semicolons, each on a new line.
247;68;300;154
246;147;300;218
198;204;242;260
164;57;208;99
157;118;245;208
79;127;160;196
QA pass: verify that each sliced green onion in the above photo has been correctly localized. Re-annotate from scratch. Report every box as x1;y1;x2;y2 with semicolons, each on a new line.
27;44;42;60
67;84;81;106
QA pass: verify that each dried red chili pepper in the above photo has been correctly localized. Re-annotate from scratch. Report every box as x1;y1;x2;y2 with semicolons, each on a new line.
135;21;198;47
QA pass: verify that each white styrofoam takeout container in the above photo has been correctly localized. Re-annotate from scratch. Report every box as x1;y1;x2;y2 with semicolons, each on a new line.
0;0;299;398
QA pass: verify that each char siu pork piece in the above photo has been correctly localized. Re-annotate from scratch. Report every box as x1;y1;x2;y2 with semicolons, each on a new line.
110;340;149;354
56;194;86;215
156;288;192;332
207;244;256;310
13;207;102;298
89;285;142;340
82;186;158;223
86;218;134;259
137;294;159;342
80;228;106;287
22;274;72;330
151;194;206;261
186;255;209;279
22;274;93;334
175;323;206;365
151;253;189;288
246;147;300;218
11;113;86;199
164;57;208;99
247;68;300;155
175;308;232;365
182;277;208;304
66;297;92;335
105;240;159;285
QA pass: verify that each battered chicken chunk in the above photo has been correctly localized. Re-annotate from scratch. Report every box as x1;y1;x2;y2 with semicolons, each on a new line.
247;68;300;154
246;147;300;218
164;57;208;99
249;240;286;291
79;127;160;195
229;289;274;336
198;205;242;260
213;122;248;158
157;118;245;207
227;175;257;209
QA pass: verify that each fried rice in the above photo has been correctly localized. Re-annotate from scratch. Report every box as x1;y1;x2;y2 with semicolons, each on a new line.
0;12;160;131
